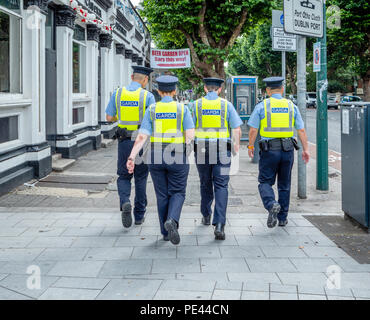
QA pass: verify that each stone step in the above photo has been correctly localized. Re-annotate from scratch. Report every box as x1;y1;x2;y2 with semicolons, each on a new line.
52;158;76;172
101;138;115;148
52;153;62;161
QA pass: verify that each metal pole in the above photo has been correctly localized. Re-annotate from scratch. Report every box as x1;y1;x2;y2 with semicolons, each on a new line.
297;35;307;199
282;51;286;97
316;2;328;190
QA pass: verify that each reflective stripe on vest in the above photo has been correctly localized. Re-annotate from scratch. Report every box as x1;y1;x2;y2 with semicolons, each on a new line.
116;87;147;130
150;101;184;144
260;98;294;138
195;97;229;139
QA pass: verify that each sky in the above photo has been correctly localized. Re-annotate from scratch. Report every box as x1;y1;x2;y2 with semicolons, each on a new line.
130;0;141;6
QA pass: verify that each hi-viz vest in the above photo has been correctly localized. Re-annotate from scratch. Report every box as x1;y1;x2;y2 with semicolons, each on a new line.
115;87;148;131
195;97;230;139
150;101;185;144
260;98;295;138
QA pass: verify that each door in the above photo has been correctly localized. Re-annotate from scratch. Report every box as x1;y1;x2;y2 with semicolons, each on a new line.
45;7;57;153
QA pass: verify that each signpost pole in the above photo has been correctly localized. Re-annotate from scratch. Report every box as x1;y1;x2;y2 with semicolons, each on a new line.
282;51;286;97
316;1;329;190
297;35;307;199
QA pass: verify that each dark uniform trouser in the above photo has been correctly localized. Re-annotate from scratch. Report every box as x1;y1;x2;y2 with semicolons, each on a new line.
195;150;231;226
117;139;149;221
149;151;189;236
258;149;294;222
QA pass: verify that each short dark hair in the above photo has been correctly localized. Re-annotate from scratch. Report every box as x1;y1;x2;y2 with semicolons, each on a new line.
267;85;283;90
158;89;176;95
205;85;221;91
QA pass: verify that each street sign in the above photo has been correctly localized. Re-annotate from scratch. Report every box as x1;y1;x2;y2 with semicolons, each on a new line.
272;27;297;52
313;42;321;72
272;10;284;27
284;0;324;38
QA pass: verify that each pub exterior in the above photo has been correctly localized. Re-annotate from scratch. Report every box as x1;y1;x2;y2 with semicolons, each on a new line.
0;0;151;195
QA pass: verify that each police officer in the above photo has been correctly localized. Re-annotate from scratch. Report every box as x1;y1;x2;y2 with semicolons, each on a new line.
248;77;310;227
192;78;242;240
127;76;195;245
105;66;155;228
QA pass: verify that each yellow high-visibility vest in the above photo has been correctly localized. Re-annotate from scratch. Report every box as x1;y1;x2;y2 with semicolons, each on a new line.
116;87;148;131
260;98;295;138
195;97;230;139
150;101;185;144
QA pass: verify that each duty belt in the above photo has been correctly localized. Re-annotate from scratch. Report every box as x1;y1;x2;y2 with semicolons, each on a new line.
259;138;297;152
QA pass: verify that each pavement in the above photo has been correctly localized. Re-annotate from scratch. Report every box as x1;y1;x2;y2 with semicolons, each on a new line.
0;140;369;300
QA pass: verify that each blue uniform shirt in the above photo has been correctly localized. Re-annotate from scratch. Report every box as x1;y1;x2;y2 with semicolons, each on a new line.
139;96;195;136
105;81;156;117
190;91;243;142
248;93;304;140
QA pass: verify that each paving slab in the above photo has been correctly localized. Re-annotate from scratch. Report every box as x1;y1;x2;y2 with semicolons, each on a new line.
39;287;101;300
277;273;328;286
97;279;161;300
261;246;307;258
152;258;200;274
131;246;176;259
228;273;281;284
115;236;158;247
0;248;44;262
0;261;55;275
212;289;241;300
290;258;337;272
270;292;298;300
27;237;76;248
48;261;105;278
241;291;269;300
52;277;110;290
0;237;35;249
71;237;117;248
299;294;327;300
98;260;153;277
219;246;264;258
0;286;32;300
200;258;249;273
177;246;221;258
246;258;297;273
0;274;58;299
215;280;243;291
154;289;212;300
176;273;229;281
160;279;215;292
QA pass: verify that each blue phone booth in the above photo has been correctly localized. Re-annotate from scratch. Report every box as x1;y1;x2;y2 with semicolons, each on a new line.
226;76;258;141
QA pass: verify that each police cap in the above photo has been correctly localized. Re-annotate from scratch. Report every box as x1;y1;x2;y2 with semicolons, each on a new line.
132;66;154;76
263;77;284;88
156;75;179;92
203;78;224;87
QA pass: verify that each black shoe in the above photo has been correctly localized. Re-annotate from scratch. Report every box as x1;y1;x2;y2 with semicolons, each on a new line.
163;235;170;241
135;217;145;225
278;219;288;227
121;202;132;228
202;215;211;226
214;223;225;240
267;203;280;228
164;219;180;245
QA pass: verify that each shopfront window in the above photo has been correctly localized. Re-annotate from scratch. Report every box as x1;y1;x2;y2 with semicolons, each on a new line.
72;25;86;93
0;9;22;93
0;115;18;144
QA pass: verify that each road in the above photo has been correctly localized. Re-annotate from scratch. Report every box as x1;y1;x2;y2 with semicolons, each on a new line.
304;108;341;153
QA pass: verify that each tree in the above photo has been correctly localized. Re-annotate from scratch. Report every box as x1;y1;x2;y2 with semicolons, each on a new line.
228;23;300;94
327;0;370;99
142;0;278;82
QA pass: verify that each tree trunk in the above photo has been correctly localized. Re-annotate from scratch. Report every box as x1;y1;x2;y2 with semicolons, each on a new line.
215;60;226;98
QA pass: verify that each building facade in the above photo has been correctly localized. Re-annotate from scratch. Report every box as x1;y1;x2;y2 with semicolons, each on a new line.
0;0;151;195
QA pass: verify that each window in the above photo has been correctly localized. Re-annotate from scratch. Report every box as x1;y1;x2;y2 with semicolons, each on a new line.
0;10;21;93
72;25;86;93
72;107;85;124
45;8;55;50
0;115;18;143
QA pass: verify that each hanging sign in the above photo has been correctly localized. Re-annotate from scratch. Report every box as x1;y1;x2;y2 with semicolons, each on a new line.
150;49;191;69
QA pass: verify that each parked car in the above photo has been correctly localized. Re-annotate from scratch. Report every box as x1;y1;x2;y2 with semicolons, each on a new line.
288;94;297;105
328;95;340;109
306;92;317;108
340;95;363;103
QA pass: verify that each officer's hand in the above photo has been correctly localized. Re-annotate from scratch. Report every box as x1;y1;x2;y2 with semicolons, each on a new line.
302;151;310;164
248;148;254;159
127;158;135;174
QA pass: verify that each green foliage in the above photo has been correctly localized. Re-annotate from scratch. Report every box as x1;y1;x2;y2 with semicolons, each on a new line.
328;80;347;93
326;0;370;97
141;0;278;88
